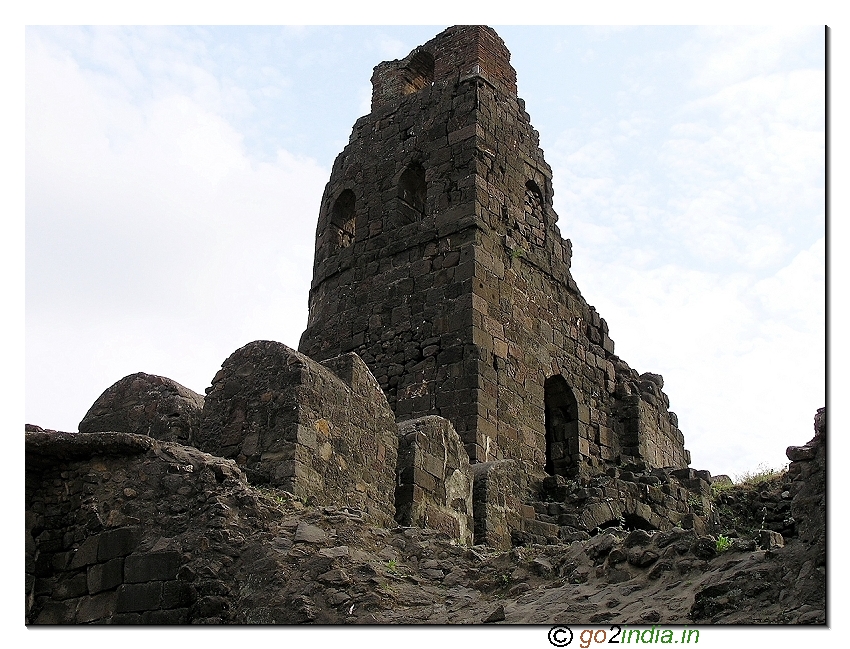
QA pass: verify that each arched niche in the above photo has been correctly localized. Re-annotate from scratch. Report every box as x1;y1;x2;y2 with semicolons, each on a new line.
396;163;427;225
329;189;356;250
544;375;579;477
523;180;546;247
401;50;435;95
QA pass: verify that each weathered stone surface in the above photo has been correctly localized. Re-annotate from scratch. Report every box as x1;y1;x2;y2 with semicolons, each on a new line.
294;522;327;544
124;551;182;583
26;429;251;624
758;530;785;550
624;529;652;548
470;460;527;550
87;558;124;594
395;415;474;545
788;408;826;551
690;536;718;560
627;548;660;568
115;582;163;613
786;444;816;462
197;341;398;526
79;372;204;445
482;604;505;623
97;527;142;561
26;430;153;464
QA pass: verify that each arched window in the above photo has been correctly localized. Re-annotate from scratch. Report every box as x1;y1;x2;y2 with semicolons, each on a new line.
329;189;356;250
401;50;434;95
397;163;426;225
522;180;546;247
544;375;579;476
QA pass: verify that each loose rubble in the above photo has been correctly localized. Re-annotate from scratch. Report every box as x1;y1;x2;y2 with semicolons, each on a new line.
26;409;825;624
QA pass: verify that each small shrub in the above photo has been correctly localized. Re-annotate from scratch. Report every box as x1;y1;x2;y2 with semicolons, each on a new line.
734;464;787;488
256;485;291;506
716;535;732;553
710;480;736;498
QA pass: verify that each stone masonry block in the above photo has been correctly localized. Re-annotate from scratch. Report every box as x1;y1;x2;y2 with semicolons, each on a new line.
200;341;398;526
471;459;527;550
76;591;119;623
69;535;99;569
124;552;182;583
98;527;141;562
396;416;474;545
87;557;124;594
115;582;163;613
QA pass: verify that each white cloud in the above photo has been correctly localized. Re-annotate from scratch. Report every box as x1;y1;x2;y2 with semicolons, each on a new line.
684;26;820;91
752;237;825;332
376;35;409;60
26;29;327;431
547;26;824;476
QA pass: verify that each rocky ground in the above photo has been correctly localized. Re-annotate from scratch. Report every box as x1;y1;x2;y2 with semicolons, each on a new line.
26;409;825;625
210;487;825;625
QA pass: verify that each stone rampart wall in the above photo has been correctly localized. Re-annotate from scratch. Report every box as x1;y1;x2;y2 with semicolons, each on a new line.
395;415;474;545
26;432;252;624
197;342;398;526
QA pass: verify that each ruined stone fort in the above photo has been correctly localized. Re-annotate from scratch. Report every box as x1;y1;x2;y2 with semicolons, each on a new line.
294;24;701;544
28;26;821;625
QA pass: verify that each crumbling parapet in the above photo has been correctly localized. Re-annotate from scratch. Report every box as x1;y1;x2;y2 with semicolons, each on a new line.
395;415;474;545
615;372;690;470
196;341;399;526
25;431;249;624
513;462;714;546
787;407;826;549
370;25;516;114
470;460;529;550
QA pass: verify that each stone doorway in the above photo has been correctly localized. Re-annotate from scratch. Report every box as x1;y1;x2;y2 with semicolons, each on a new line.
544;375;579;476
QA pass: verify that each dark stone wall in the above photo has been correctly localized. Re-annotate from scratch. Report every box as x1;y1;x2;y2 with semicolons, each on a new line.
299;25;689;484
787;408;826;550
25;431;245;624
196;341;398;526
370;25;516;114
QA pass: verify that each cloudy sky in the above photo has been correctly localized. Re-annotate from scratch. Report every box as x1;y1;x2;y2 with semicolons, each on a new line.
25;23;825;479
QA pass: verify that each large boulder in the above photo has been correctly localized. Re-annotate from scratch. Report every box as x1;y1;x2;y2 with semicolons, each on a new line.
79;372;204;445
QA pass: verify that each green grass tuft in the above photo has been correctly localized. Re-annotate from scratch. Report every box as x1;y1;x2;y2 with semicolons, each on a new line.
734;463;787;488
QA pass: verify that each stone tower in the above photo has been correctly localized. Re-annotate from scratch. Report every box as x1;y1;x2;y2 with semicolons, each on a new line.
299;25;690;482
